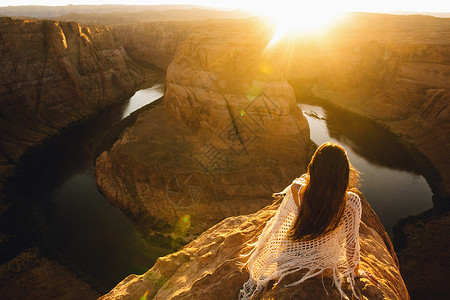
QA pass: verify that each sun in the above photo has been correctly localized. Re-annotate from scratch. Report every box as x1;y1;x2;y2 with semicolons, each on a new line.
252;3;345;47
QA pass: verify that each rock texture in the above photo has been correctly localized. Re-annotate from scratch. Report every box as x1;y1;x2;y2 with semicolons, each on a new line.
113;22;194;70
0;247;99;300
0;17;159;193
279;14;450;298
285;13;450;198
394;210;450;299
99;191;409;300
95;19;310;241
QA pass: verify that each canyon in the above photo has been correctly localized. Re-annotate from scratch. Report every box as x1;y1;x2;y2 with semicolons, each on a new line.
0;17;157;197
285;13;450;199
0;12;448;299
95;19;310;240
0;17;164;299
96;15;449;299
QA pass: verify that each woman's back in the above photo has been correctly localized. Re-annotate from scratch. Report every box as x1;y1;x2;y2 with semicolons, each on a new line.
240;142;362;299
239;177;362;300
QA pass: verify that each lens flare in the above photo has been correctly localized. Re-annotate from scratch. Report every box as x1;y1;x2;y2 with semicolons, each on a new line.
172;214;191;248
140;290;149;300
259;60;273;74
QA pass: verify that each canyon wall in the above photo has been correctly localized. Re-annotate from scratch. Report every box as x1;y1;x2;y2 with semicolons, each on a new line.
284;13;450;199
113;22;194;70
0;17;160;194
100;191;409;299
95;15;449;298
0;17;166;299
95;19;310;242
279;13;450;298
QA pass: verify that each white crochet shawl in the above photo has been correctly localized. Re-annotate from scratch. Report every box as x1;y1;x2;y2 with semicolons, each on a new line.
239;176;362;299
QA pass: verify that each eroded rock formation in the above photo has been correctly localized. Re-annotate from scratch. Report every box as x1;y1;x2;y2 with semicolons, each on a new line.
100;191;409;300
0;16;164;299
95;19;310;241
113;22;194;70
0;17;159;193
284;13;450;198
278;14;450;298
0;247;99;300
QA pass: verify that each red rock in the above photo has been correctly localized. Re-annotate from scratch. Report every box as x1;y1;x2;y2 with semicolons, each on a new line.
100;192;409;300
95;19;310;238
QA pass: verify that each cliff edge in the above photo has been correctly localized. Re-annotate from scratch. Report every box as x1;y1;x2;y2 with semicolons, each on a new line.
100;191;409;299
280;14;450;298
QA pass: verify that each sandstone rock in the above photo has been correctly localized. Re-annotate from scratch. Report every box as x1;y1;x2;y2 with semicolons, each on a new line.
0;17;158;171
95;103;306;238
95;19;310;239
0;247;99;300
99;191;409;300
283;14;450;198
113;22;194;70
394;210;450;299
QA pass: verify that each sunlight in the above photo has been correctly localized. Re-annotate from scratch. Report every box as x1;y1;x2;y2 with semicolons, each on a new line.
252;3;345;47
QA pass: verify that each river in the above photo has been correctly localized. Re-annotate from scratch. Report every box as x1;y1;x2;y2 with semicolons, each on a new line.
2;86;434;292
2;84;167;291
298;103;433;236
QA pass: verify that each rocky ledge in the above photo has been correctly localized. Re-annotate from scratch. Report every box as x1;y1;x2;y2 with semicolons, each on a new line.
100;191;409;299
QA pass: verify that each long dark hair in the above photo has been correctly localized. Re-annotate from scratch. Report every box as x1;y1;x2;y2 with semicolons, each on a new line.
290;142;355;241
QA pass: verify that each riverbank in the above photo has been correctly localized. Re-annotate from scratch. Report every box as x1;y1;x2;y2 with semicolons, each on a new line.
0;17;163;197
297;100;433;237
0;80;166;298
291;89;449;299
95;15;449;299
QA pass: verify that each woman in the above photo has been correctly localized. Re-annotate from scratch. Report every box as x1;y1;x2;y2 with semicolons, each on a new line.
239;142;362;299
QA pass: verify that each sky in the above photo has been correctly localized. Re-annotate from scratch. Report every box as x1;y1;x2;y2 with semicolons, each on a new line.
0;0;449;13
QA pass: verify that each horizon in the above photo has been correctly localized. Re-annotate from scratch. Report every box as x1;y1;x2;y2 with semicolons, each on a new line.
0;1;449;14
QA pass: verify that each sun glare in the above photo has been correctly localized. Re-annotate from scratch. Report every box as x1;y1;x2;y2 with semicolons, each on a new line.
253;3;345;47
